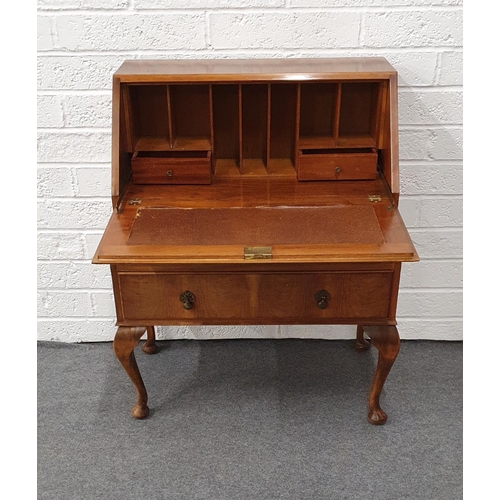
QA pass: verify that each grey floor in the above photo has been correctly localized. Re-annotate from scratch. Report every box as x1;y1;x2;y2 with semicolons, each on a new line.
38;339;462;500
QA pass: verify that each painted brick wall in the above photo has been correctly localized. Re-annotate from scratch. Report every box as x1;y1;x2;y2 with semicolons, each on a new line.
37;0;463;342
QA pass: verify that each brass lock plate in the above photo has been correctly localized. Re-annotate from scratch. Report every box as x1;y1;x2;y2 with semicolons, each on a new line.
244;246;272;260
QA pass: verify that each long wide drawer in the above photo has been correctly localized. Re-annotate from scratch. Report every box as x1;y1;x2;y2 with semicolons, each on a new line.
115;270;394;324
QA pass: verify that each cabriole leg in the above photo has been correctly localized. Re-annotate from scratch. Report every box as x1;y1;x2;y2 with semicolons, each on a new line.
363;325;400;425
113;326;150;419
141;326;159;354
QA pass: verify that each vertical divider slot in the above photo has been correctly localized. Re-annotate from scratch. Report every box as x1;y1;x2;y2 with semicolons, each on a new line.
129;84;170;151
269;83;298;175
211;84;241;175
241;84;268;175
238;84;243;172
338;82;380;147
332;83;342;143
298;82;339;149
295;83;301;168
168;84;211;151
166;85;173;149
266;83;271;171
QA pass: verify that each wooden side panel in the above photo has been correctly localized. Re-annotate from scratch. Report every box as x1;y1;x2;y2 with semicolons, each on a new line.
111;76;121;207
112;78;133;210
377;76;399;202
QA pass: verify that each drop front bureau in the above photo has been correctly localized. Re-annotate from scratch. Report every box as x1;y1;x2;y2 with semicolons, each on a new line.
92;58;419;424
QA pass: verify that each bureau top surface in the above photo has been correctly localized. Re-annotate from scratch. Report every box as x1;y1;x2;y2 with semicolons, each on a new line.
115;57;396;82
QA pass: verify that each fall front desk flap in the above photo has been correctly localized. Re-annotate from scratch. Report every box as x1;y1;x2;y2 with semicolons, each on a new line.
93;205;418;264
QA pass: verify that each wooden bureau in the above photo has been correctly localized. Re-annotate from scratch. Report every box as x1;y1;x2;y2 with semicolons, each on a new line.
93;58;419;424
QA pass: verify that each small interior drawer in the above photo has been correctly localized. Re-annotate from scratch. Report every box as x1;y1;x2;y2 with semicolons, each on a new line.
131;151;212;185
297;148;378;181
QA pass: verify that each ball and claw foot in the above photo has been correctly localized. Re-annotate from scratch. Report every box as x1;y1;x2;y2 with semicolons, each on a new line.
141;342;158;355
367;407;388;425
355;337;371;351
355;325;371;351
132;404;150;419
141;326;159;354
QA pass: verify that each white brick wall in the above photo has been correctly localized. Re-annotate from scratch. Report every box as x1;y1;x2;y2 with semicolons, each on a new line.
37;0;463;342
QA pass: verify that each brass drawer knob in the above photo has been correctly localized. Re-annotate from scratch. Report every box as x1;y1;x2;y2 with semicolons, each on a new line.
179;290;195;310
166;170;173;177
335;167;341;173
314;289;331;309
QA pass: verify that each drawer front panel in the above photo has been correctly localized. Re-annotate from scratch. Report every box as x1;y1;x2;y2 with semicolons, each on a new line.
256;272;392;319
297;151;377;181
117;271;393;323
131;154;211;185
118;273;253;321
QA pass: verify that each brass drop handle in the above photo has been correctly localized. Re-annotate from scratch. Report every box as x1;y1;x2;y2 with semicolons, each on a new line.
335;167;341;173
314;289;331;309
180;290;195;310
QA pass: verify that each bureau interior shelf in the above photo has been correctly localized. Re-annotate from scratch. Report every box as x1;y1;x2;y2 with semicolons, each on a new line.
122;79;386;180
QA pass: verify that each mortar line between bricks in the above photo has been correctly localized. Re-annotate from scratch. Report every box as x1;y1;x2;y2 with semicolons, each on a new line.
37;163;111;167
36;159;463;166
36;86;464;95
38;90;112;96
37;229;105;234
38;127;111;133
37;286;463;293
37;46;463;56
39;225;463;231
408;227;462;233
35;316;464;322
36;256;463;263
400;159;463;165
37;124;464;133
38;163;111;167
399;288;462;293
402;194;463;199
37;6;464;14
398;86;463;92
205;11;211;50
38;194;464;201
399;124;463;130
37;196;110;201
37;318;115;322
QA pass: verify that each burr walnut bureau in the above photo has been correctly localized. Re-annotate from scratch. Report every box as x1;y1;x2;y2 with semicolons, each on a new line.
92;58;419;425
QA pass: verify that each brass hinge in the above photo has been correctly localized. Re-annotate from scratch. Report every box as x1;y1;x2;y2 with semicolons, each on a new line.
244;246;272;260
368;195;382;203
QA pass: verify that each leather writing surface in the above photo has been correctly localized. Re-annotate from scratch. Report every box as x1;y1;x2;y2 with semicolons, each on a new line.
127;206;384;246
